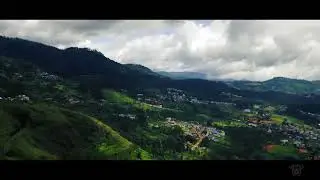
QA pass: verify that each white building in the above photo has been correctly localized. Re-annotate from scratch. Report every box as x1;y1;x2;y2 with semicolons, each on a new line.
253;105;261;109
312;137;317;140
280;139;288;144
128;114;136;120
166;117;173;121
244;109;251;113
17;95;30;102
248;123;257;127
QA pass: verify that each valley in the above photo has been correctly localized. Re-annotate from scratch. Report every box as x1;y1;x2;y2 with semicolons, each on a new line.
0;36;320;160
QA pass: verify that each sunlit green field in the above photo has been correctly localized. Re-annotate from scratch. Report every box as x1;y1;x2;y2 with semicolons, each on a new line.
271;114;304;125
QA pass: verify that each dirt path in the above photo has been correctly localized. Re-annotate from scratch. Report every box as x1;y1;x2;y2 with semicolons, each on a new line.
192;136;206;149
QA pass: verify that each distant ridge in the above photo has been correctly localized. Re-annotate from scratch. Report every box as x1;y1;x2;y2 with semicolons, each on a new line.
227;76;320;95
157;71;208;80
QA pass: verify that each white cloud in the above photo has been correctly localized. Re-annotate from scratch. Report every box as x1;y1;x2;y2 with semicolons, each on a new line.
2;20;320;81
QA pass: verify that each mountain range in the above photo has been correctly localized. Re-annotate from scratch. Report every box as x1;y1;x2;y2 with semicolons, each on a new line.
1;35;320;160
156;70;320;95
1;36;320;103
226;77;320;95
157;71;208;80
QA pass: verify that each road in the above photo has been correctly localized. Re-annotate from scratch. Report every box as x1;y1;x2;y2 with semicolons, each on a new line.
191;127;209;150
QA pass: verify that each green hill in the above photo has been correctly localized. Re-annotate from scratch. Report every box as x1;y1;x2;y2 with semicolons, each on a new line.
227;77;320;95
0;102;151;160
125;64;161;77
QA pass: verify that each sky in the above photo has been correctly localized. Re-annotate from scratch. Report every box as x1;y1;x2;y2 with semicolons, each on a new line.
1;20;320;81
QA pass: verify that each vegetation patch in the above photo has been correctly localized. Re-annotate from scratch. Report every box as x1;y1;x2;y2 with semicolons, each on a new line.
0;102;150;160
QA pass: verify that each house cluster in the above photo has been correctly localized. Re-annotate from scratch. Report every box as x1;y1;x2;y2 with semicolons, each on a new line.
164;118;225;143
262;120;320;150
136;93;164;108
243;104;272;116
144;97;162;106
172;94;187;102
280;138;308;151
206;127;225;141
165;88;206;104
299;110;320;119
166;88;188;102
0;94;31;102
118;114;136;120
17;94;30;102
210;101;236;106
220;92;242;98
255;121;319;152
137;88;231;106
281;123;314;140
244;113;272;127
167;88;183;93
278;105;288;113
190;97;201;104
39;72;59;81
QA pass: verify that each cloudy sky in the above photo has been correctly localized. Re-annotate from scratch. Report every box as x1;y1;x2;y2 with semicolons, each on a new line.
1;20;320;81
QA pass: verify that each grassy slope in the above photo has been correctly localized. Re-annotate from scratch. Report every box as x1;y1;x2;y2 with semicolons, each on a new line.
102;89;153;111
0;102;151;160
271;114;304;125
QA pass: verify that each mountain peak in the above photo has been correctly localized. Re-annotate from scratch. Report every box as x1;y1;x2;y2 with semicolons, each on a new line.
271;77;290;80
64;47;105;58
